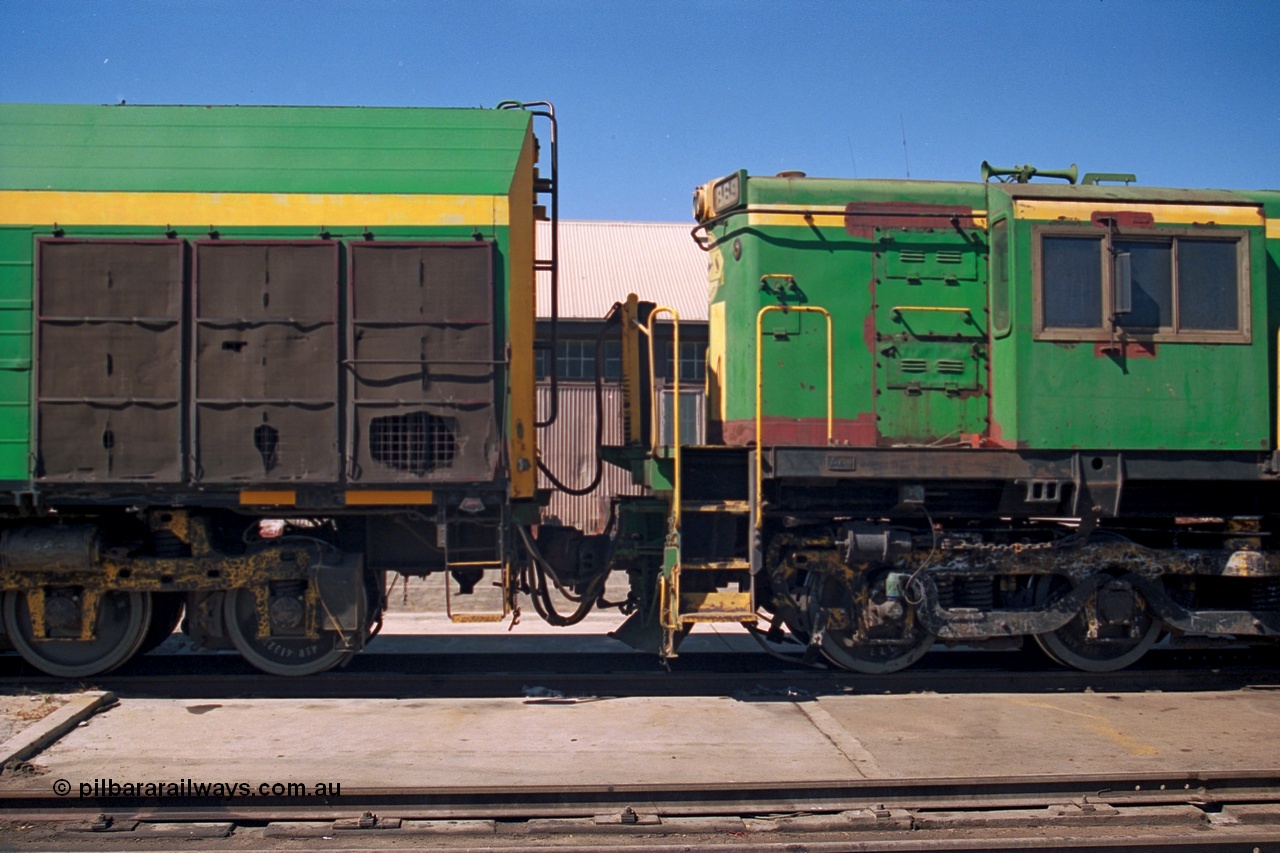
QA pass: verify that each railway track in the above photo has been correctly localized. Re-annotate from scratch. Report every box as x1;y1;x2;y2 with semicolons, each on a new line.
1;647;1276;699
4;770;1280;851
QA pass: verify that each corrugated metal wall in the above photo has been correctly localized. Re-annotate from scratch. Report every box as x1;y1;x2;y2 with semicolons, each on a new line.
536;384;637;533
536;383;707;533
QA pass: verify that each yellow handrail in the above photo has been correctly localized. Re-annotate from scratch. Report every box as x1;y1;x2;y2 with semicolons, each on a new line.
755;304;833;529
641;306;681;529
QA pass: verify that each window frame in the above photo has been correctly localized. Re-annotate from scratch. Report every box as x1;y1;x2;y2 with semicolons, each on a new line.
1031;224;1251;344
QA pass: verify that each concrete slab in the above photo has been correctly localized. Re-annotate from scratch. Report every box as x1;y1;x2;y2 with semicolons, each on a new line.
2;689;1276;796
0;695;859;792
814;689;1280;778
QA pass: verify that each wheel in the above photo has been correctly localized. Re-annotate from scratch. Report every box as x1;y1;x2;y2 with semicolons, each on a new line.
806;571;935;674
1033;574;1162;672
135;593;185;656
3;589;152;678
223;585;362;677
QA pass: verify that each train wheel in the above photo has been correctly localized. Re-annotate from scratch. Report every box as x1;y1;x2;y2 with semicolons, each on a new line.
223;586;361;677
806;571;934;674
135;593;185;656
1033;574;1161;672
2;589;152;678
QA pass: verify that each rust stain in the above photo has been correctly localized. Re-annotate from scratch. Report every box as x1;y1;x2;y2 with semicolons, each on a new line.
844;202;978;239
862;308;878;355
1094;340;1157;359
1091;210;1155;229
723;414;877;447
984;420;1028;450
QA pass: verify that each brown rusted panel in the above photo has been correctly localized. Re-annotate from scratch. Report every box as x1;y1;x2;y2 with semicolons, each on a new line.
40;323;180;399
36;240;184;482
350;403;493;482
1090;210;1155;229
349;326;492;401
1094;340;1158;360
350;242;492;323
195;242;337;321
196;404;338;481
196;325;336;400
844;202;978;239
722;415;878;447
38;403;180;481
38;239;183;318
193;242;339;484
347;243;497;484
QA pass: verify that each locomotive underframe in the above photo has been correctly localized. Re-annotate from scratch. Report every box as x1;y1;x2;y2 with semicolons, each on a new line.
612;444;1280;672
0;483;524;676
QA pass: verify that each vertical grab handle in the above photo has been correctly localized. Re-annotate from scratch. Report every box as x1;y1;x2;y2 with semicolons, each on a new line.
755;304;833;529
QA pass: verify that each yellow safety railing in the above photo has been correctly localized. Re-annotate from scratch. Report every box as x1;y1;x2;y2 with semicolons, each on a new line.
638;306;682;528
638;306;682;632
755;304;833;529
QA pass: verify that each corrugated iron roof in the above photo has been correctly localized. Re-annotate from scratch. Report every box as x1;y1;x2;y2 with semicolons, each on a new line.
536;220;710;322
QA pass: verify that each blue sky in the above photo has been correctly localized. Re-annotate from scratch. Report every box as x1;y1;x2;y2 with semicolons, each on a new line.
3;0;1278;220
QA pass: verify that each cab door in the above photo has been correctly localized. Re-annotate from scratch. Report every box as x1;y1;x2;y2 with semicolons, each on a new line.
872;225;989;445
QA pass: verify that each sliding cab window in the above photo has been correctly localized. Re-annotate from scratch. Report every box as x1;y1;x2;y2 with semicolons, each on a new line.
1033;226;1250;343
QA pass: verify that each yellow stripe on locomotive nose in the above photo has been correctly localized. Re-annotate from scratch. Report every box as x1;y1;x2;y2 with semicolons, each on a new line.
0;190;510;227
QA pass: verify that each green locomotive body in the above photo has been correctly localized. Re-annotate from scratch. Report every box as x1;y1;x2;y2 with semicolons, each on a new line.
699;170;1277;453
605;167;1280;672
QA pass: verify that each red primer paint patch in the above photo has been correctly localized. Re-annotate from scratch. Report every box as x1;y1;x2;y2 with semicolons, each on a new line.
1091;211;1155;229
1094;340;1157;359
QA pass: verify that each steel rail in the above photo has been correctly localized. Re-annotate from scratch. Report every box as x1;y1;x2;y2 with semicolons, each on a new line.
5;769;1280;821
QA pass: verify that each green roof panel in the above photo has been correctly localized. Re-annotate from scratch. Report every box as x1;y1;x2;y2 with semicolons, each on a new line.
0;103;530;195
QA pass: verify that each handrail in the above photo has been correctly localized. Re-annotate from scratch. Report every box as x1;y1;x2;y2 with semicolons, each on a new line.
755;304;833;529
892;305;973;315
640;306;682;528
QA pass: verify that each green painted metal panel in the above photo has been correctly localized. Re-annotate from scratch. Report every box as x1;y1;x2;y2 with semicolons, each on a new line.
0;227;32;481
707;171;1274;452
0;104;529;195
1004;214;1271;451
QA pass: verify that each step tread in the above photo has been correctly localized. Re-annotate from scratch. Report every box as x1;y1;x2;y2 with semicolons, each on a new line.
680;500;751;513
681;559;751;571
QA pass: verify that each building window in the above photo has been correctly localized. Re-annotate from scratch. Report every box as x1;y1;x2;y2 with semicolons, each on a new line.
1035;227;1249;343
602;339;622;381
535;347;551;380
557;339;596;380
663;340;706;383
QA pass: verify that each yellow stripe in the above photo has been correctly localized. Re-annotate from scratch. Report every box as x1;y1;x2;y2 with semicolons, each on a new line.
1268;219;1280;239
746;204;851;228
747;204;988;229
240;490;297;506
1015;199;1263;227
0;190;509;227
344;490;434;506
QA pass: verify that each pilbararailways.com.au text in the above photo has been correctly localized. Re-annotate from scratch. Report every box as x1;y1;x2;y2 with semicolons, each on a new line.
55;779;342;798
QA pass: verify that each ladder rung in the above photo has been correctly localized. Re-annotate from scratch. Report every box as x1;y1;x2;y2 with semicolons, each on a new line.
679;591;753;619
449;612;506;624
681;500;751;514
681;613;758;624
681;559;750;571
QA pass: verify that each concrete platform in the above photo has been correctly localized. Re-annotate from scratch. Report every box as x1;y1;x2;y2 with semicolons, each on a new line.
2;688;1276;794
